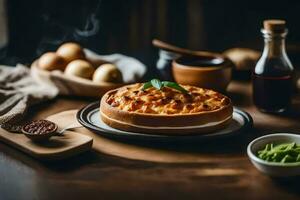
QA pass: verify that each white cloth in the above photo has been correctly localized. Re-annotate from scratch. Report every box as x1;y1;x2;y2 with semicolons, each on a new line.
0;64;58;124
84;49;146;83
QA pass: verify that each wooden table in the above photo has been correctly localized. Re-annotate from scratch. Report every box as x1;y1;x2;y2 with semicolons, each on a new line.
1;81;300;200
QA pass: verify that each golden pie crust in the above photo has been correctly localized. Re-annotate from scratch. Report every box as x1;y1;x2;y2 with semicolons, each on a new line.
100;83;233;135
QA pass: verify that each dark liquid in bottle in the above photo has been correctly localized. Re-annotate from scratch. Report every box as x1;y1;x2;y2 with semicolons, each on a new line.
253;74;292;112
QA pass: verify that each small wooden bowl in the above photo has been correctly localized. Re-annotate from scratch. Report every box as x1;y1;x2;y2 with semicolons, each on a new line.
172;52;233;92
23;130;57;142
22;120;58;142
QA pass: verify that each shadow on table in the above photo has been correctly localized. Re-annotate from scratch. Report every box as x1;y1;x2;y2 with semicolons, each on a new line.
259;95;300;118
280;98;300;117
82;124;261;156
0;138;157;173
39;132;257;172
0;142;101;171
271;176;300;196
227;90;252;107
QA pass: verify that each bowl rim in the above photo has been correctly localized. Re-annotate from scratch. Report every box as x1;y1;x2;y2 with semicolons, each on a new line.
247;133;300;167
172;53;232;71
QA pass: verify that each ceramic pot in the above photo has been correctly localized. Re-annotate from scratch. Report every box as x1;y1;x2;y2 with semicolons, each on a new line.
172;52;233;92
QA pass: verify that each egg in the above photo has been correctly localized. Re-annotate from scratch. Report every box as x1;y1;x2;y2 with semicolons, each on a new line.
93;63;123;83
64;60;95;79
38;52;67;71
56;42;85;63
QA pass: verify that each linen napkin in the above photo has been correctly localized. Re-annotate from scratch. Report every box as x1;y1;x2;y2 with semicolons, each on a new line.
0;64;58;125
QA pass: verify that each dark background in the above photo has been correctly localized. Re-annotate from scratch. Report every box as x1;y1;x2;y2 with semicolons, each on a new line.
2;0;300;66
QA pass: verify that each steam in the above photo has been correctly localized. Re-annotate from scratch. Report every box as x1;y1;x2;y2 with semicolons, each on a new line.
36;0;102;56
74;0;101;38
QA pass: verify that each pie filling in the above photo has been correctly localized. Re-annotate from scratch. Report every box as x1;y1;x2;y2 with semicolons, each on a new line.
104;83;231;115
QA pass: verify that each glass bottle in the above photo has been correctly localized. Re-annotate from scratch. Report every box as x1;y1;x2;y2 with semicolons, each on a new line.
253;20;294;113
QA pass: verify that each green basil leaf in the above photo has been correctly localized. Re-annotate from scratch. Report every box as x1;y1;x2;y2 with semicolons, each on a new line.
162;81;188;94
151;79;162;90
142;81;152;90
142;79;188;94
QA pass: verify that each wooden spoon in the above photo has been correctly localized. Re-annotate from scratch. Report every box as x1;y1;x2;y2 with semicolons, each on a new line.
152;39;221;57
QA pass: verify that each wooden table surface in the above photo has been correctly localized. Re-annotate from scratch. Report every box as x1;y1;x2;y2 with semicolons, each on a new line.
1;81;300;200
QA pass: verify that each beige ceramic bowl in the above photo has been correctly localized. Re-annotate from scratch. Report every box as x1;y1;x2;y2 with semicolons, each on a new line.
172;52;233;92
247;133;300;177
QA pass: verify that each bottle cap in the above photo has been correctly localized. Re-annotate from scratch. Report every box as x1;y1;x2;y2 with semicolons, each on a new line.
263;19;286;32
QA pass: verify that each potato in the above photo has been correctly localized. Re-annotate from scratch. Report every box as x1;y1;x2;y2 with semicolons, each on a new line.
93;64;123;83
38;52;67;71
57;42;85;63
64;59;95;79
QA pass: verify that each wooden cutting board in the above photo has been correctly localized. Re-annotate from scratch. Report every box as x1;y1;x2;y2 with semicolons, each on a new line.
0;122;93;161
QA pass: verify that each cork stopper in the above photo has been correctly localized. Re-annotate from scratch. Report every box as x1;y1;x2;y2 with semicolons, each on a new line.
263;19;286;32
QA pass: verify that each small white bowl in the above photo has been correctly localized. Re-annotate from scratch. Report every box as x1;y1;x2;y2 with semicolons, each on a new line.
247;133;300;177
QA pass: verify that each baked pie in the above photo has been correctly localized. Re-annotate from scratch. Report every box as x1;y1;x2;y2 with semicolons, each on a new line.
100;82;233;135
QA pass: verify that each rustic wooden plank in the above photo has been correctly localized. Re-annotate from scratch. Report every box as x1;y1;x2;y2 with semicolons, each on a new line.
0;81;300;199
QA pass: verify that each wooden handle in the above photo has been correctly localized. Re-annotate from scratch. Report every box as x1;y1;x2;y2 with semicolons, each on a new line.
152;39;226;59
152;39;197;56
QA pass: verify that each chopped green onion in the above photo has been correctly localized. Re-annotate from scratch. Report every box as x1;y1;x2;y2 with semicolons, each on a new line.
257;142;300;163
